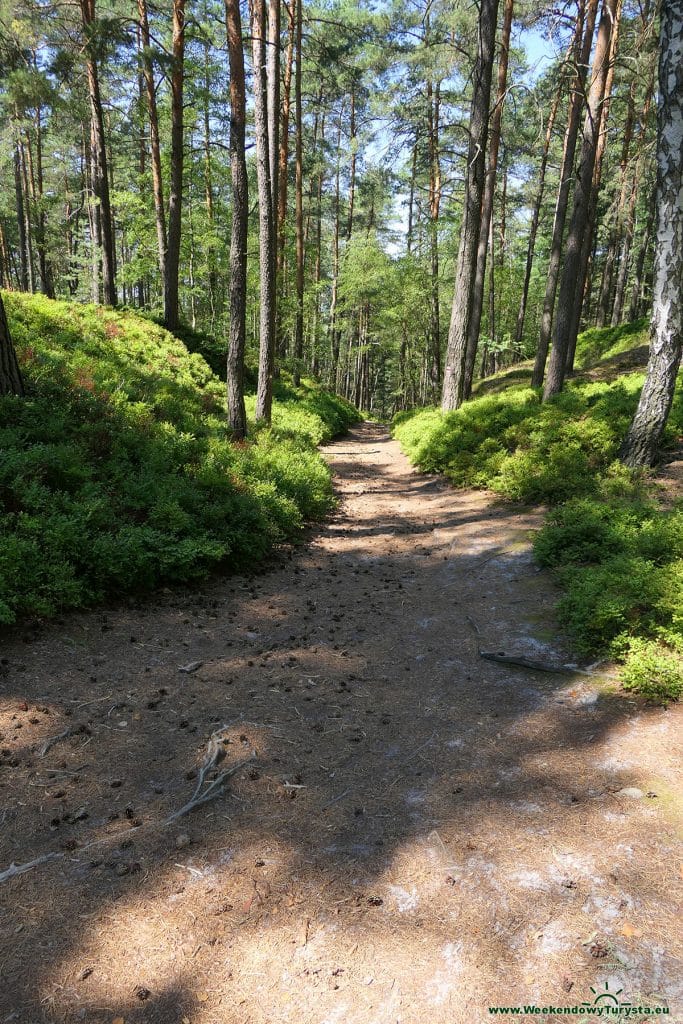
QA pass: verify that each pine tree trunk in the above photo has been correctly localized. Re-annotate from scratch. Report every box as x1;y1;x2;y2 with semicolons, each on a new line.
564;0;622;368
0;222;9;288
18;136;35;293
252;0;277;422
13;144;29;292
225;0;248;438
620;0;682;466
277;0;294;276
137;0;167;306
0;291;25;397
611;67;655;325
597;83;635;327
564;0;622;373
311;112;324;376
328;104;343;388
81;0;116;306
441;0;499;411
532;0;599;387
202;39;218;319
347;87;356;240
544;0;619;399
31;104;54;298
463;0;513;400
164;0;185;331
268;0;280;233
427;79;442;394
407;138;417;256
292;0;304;386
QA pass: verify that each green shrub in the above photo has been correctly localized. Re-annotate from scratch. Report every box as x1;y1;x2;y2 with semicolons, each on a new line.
393;320;682;698
620;638;683;703
0;292;359;624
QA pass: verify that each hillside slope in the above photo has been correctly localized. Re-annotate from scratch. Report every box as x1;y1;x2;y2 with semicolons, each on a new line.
0;292;359;624
393;323;683;700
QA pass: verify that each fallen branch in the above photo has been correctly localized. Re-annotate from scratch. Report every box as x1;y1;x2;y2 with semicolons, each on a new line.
479;651;575;674
0;852;63;884
166;726;255;822
2;727;256;885
478;651;617;680
166;759;253;822
39;726;85;757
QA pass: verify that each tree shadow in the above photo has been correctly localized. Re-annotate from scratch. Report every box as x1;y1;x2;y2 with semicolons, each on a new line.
0;425;678;1022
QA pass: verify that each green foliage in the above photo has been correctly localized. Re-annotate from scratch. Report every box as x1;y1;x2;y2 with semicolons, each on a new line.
535;498;683;656
574;319;649;369
620;638;683;703
0;292;359;625
392;374;662;504
393;321;683;699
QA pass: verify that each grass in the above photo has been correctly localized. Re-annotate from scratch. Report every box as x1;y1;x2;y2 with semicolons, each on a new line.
393;321;683;702
0;291;360;625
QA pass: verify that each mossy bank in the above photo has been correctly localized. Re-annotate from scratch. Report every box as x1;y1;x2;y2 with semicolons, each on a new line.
0;292;360;625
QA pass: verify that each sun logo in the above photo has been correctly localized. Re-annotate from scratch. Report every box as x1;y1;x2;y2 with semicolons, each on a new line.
586;981;630;1007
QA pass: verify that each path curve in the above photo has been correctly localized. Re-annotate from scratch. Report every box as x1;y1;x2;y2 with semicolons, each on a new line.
0;422;681;1023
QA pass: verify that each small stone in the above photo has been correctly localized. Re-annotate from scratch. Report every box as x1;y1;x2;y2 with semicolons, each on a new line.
179;661;203;674
175;833;191;849
615;787;644;799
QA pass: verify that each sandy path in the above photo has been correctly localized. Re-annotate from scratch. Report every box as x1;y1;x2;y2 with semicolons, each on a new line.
0;422;681;1024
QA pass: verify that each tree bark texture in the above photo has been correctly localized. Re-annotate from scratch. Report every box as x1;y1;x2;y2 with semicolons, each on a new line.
80;0;116;306
252;0;277;422
441;0;500;411
0;291;25;397
225;0;248;439
620;0;682;466
543;0;619;399
532;0;599;387
164;0;186;331
463;0;514;399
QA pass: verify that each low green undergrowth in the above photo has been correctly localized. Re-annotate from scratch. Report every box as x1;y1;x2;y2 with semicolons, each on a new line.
573;318;648;369
534;498;683;700
393;322;683;701
0;291;359;625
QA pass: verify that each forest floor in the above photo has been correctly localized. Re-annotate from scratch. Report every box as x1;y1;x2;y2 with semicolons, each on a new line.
1;422;681;1024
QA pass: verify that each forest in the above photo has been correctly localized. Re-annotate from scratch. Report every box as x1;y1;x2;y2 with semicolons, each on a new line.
0;0;682;1017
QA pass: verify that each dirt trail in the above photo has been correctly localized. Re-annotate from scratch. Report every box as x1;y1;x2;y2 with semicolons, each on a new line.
1;422;681;1024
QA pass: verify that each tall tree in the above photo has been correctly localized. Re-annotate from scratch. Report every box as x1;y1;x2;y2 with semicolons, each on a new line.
137;0;167;308
531;0;599;387
292;0;304;385
225;0;248;439
513;74;563;349
463;0;514;399
252;0;277;422
620;0;682;466
564;0;622;373
441;0;500;411
80;0;117;305
164;0;186;331
544;0;619;399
